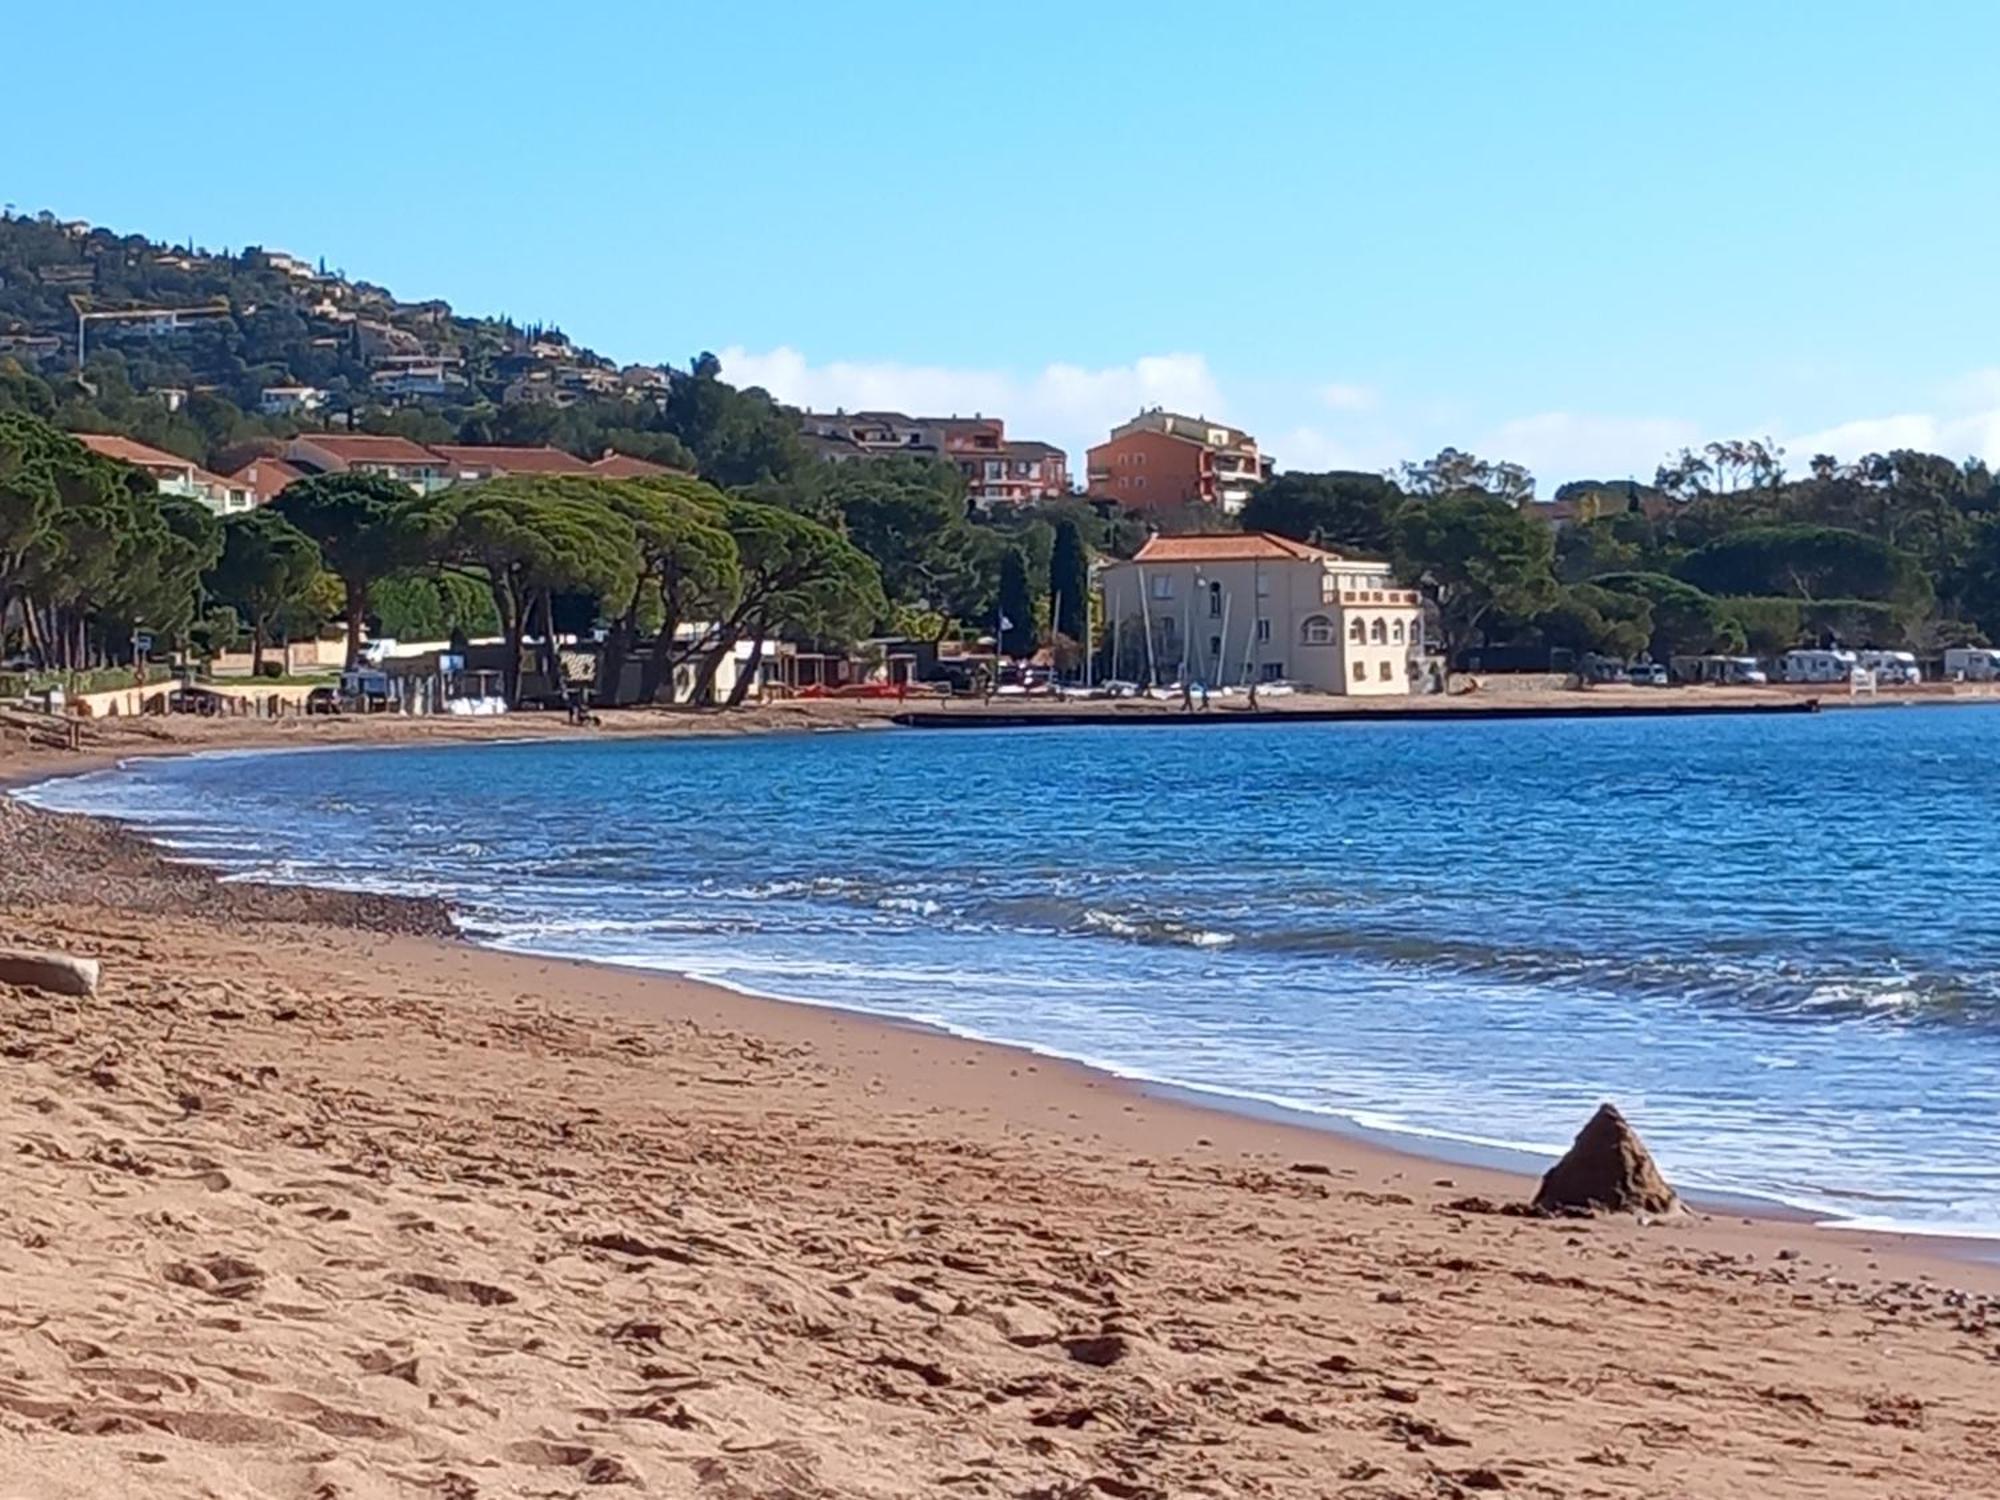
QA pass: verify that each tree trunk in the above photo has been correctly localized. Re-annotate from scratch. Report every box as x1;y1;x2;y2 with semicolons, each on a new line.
596;595;639;707
690;627;740;706
487;572;523;706
534;589;563;699
251;621;266;674
726;631;767;707
19;597;44;668
344;576;367;669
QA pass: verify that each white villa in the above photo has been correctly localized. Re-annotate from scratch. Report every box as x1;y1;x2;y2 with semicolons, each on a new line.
1097;533;1424;695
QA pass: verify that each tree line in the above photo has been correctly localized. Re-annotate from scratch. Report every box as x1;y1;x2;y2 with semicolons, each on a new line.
1241;441;2000;669
2;407;1133;705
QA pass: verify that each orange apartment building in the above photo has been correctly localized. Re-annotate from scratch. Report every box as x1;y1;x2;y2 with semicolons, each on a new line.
1086;409;1269;515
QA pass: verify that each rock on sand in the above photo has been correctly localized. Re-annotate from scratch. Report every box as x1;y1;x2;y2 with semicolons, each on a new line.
1534;1103;1678;1215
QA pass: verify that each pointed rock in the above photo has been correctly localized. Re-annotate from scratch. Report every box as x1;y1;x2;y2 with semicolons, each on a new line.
1533;1103;1677;1215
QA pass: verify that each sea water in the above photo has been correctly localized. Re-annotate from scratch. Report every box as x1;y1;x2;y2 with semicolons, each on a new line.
22;708;2000;1234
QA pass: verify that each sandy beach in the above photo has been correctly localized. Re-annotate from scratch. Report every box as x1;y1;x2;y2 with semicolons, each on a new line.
4;716;2000;1497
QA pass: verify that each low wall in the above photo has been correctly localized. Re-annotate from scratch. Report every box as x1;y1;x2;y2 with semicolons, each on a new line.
67;681;321;719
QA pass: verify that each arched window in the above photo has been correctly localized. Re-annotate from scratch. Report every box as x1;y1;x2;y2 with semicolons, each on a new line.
1302;615;1335;645
1369;617;1387;644
1348;617;1365;643
1391;618;1406;644
1207;580;1223;618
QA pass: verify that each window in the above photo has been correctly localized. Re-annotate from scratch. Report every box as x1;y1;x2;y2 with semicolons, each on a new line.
1321;574;1339;603
1379;661;1393;681
1256;571;1271;597
1352;662;1366;682
1135;476;1147;490
1255;618;1272;643
1150;575;1174;601
1302;614;1335;645
1370;618;1387;644
1261;661;1284;681
1208;635;1222;660
1348;617;1365;644
1391;619;1406;644
1207;581;1223;617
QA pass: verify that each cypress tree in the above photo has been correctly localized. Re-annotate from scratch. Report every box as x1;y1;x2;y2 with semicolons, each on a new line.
1049;517;1089;642
997;548;1036;658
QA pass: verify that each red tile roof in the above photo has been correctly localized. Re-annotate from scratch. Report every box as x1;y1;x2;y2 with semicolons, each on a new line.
72;432;196;470
1131;533;1339;564
290;433;442;467
227;457;306;504
429;444;593;476
588;451;680;478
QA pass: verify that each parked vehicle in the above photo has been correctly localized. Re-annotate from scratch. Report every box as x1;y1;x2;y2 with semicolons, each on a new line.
1857;650;1921;686
1580;655;1629;685
1629;662;1670;686
1943;647;2000;682
1781;648;1859;684
1671;654;1770;685
304;686;342;715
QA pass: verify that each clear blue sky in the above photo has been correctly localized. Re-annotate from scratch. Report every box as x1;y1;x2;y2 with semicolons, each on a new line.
10;1;1998;486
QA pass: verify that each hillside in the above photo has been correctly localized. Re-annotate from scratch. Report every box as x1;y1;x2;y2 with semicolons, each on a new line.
0;210;749;478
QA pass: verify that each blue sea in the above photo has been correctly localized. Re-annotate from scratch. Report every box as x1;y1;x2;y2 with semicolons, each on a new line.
21;708;2000;1235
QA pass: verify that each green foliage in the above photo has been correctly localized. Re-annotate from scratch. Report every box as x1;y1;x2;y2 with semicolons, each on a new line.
1537;583;1652;660
1592;572;1742;658
717;495;883;645
1;408;220;668
1238;471;1404;554
1797;599;1908;648
997;548;1037;658
1555;512;1657;583
1394;494;1556;665
270;471;429;664
1714;596;1804;655
205;509;324;664
1400;448;1534;503
369;571;501;640
1048;518;1089;642
817;458;968;608
421;477;641;701
1676;525;1931;612
191;604;242;658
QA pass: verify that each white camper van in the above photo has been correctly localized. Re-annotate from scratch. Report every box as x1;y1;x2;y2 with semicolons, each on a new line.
1781;648;1859;685
1856;650;1921;686
1943;647;2000;682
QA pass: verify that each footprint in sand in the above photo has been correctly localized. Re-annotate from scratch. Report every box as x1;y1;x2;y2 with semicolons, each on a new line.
391;1270;518;1306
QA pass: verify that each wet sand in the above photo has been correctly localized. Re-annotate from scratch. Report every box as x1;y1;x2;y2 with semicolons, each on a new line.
3;715;2000;1496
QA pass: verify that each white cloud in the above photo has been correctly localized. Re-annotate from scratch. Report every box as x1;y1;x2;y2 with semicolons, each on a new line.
1317;382;1377;413
716;346;1226;466
719;347;2000;494
1480;412;1702;485
1272;425;1382;474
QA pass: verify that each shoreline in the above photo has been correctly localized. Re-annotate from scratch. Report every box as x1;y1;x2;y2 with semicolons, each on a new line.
14;730;2000;1270
8;734;2000;1492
